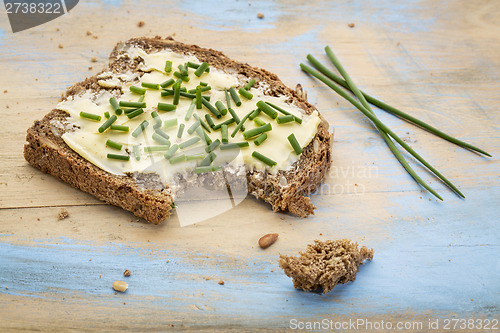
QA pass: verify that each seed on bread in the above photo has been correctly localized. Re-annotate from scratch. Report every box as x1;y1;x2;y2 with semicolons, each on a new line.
123;269;131;277
112;280;128;292
259;233;279;249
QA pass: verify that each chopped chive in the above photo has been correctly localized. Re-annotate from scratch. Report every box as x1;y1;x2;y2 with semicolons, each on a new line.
106;139;122;150
110;124;129;132
220;142;249;150
195;165;222;174
213;118;235;130
179;137;201;149
256;100;277;119
221;124;229;143
173;71;190;82
98;115;117;133
80;112;101;121
126;108;144;119
186;61;200;69
252;151;276;167
248;108;261;120
109;97;122;115
173;81;181;105
123;107;137;114
141;82;160;90
144;145;170;152
253;117;266;127
287;133;302;155
187;121;201;135
195;86;202;109
163;118;178;128
163;144;179;159
178;64;188;76
229;87;242;106
224;88;232;108
130;85;146;95
177;123;185;138
119;101;146;108
201;129;212;145
165;60;173;73
200;81;208;87
185;101;196;121
215;101;228;116
186;153;205;161
188;86;211;94
152;132;170;145
205;114;215;129
228;108;240;125
238;87;253;100
205;139;221;153
277;115;295;124
151;111;162;126
199;152;216;167
194;62;209;77
137;94;145;103
160;90;174;97
254;133;268;146
231;110;252;137
107;153;129;161
133;145;140;161
157;102;177;112
155;128;169;140
180;87;187;92
169;154;186;164
244;79;256;90
202;98;221;118
160;78;175;88
193;114;211;133
131;120;149;138
162;90;198;99
265;102;302;124
104;111;110;119
243;123;272;140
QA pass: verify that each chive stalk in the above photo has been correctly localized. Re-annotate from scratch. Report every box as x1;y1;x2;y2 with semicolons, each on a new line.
152;133;170;145
155;128;170;140
119;101;146;108
133;145;140;161
221;124;228;143
188;86;211;94
192;114;211;133
157;102;177;112
98;115;117;133
185;101;196;121
229;87;242;106
238;88;253;100
253;117;266;127
144;145;171;152
244;79;256;90
231;110;252;137
105;139;122;150
202;98;221;118
254;133;268;146
107;153;129;161
173;71;190;82
165;60;172;73
213;118;235;130
248;108;261;120
205;139;221;153
199;152;216;167
243;123;272;140
187;121;201;135
196;86;202;109
104;112;110;119
130;86;146;95
173;81;181;105
126;108;144;119
186;153;205;161
141;82;160;90
277;115;295;124
252;151;276;166
205;114;215;129
163;118;178;128
131;120;149;138
195;165;222;174
110;124;129;132
177;123;185;138
287;133;302;155
225;89;232;109
215;101;228;116
265;102;302;124
220;142;249;150
256;101;277;119
228;108;241;126
169;154;186;164
194;62;209;77
164;144;179;159
80;112;101;121
160;78;175;88
179;137;201;149
109;97;122;115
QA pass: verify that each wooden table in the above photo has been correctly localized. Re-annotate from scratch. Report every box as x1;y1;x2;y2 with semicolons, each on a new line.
1;0;498;331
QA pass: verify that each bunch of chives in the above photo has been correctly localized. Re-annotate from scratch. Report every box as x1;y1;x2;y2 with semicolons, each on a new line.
301;46;491;199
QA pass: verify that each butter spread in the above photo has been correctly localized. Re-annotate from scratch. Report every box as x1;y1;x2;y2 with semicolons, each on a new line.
58;48;321;185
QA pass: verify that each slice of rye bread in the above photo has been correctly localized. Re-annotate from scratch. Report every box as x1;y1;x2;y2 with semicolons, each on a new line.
23;36;333;224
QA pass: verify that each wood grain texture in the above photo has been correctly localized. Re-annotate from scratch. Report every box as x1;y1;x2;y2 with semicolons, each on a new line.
0;0;499;331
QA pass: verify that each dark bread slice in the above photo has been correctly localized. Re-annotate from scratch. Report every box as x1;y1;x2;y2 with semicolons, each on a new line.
24;37;332;224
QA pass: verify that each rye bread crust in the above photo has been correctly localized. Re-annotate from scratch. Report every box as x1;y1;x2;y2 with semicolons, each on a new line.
24;36;332;224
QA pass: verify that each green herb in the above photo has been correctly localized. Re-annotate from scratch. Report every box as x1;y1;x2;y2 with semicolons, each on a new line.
185;101;196;121
169;154;186;164
119;101;146;108
154;128;170;140
193;114;212;133
194;62;209;77
109;97;122;115
195;86;202;109
98;115;117;133
141;82;160;90
205;114;215;129
179;137;200;149
173;81;181;105
256;101;277;119
157;102;177;112
131;120;149;138
133;145;140;161
205;139;221;153
254;133;268;146
177;64;188;76
220;142;249;150
228;108;241;126
173;71;190;82
186;153;205;161
160;78;175;88
244;79;256;90
106;139;122;150
265;102;302;124
187;121;201;135
253;117;266;127
200;81;208;87
238;87;253;100
126;109;144;119
163;118;178;128
231;110;253;137
151;111;162;127
80;112;101;121
276;115;295;124
165;60;172;73
187;61;200;69
188;86;211;94
107;153;129;161
144;145;170;152
110;124;129;132
164;144;179;159
213;118;235;130
152;132;170;145
225;88;232;108
221;124;229;143
195;165;222;174
104;111;110;119
229;87;242;106
202;98;221;118
243;123;272;140
287;133;302;155
215;101;228;116
130;86;146;95
199;152;216;166
177;123;185;138
248;108;261;120
137;95;145;103
201;129;212;145
252;151;276;167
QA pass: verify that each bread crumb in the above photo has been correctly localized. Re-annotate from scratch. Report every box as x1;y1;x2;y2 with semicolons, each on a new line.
86;31;93;36
58;44;63;49
90;57;98;63
57;208;69;220
137;21;145;27
279;239;373;294
123;269;131;277
348;23;355;28
257;13;264;19
218;280;224;285
3;90;7;93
